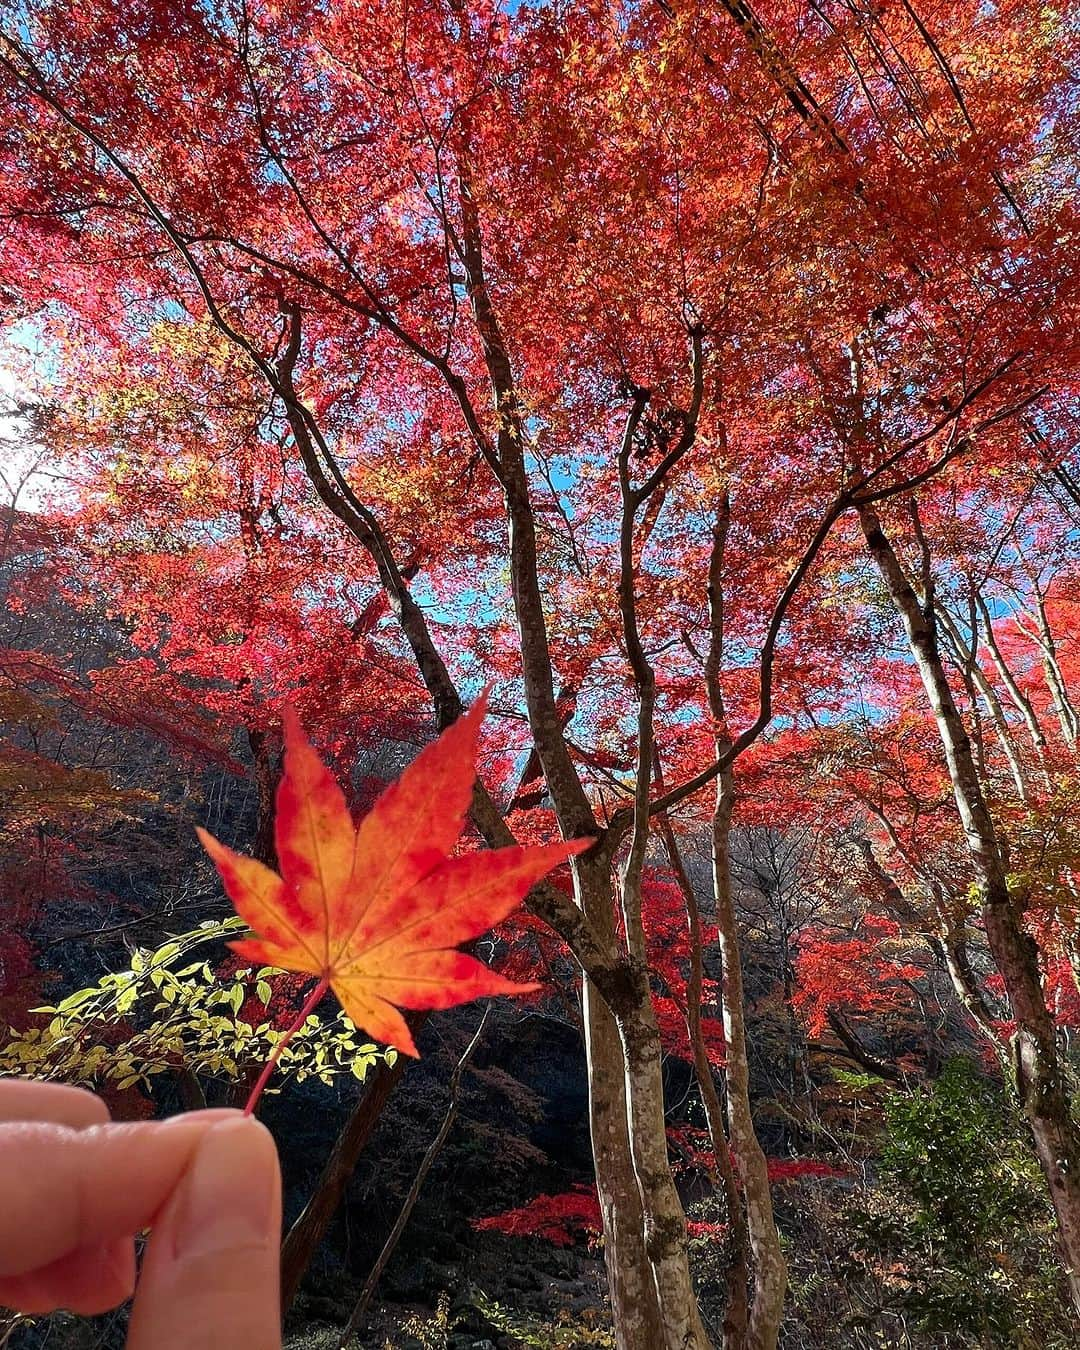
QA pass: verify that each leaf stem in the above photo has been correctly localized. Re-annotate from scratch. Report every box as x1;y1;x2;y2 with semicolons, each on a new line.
244;977;330;1117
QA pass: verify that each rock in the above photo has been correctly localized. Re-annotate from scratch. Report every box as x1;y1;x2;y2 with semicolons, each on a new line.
451;1307;496;1335
381;1254;449;1304
504;1265;542;1292
542;1247;578;1278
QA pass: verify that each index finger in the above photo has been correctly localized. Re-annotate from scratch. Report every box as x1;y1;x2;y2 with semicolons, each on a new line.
0;1079;110;1129
0;1111;239;1277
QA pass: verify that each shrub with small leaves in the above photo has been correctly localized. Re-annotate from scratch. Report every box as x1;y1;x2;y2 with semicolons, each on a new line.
0;918;390;1097
847;1058;1074;1345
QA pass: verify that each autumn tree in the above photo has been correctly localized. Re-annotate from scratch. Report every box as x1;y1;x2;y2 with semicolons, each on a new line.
2;0;1078;1343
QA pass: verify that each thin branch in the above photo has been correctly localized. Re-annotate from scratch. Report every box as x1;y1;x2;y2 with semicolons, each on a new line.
336;1008;490;1347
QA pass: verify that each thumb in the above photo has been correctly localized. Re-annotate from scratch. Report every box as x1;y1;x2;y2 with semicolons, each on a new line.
127;1116;282;1350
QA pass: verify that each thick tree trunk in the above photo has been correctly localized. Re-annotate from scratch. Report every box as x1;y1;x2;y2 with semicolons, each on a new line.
247;726;280;868
859;503;1080;1313
578;859;710;1350
175;1064;207;1112
583;979;667;1348
618;972;713;1349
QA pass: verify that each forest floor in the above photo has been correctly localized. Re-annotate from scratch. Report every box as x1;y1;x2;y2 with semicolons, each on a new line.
285;1229;612;1349
3;1236;610;1350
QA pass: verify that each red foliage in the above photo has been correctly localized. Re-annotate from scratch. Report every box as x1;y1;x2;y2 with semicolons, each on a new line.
642;872;726;1069
472;1184;602;1247
1044;957;1080;1030
793;917;923;1038
668;1125;852;1186
766;1158;851;1184
472;1184;730;1248
0;930;41;1031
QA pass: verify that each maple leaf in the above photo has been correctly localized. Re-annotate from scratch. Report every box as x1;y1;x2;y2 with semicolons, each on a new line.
198;693;588;1057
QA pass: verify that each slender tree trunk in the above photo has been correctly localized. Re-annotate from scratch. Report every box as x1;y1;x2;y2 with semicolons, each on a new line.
604;361;713;1350
855;833;1009;1071
1030;595;1079;747
279;1031;412;1312
825;1009;903;1081
712;764;787;1350
974;591;1050;763
859;503;1080;1313
703;494;786;1348
939;923;1012;1072
660;815;751;1347
935;605;1032;804
337;1011;489;1346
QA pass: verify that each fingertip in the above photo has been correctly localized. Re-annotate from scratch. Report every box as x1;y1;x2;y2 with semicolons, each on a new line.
170;1117;279;1257
127;1117;281;1349
0;1079;110;1129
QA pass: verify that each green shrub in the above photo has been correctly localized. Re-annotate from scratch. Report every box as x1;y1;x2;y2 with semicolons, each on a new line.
849;1058;1073;1346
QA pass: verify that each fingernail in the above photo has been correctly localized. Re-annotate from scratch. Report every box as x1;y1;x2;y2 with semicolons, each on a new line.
171;1118;278;1260
158;1107;242;1128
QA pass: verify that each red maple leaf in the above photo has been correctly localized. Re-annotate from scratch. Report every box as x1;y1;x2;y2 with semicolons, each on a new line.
198;692;587;1060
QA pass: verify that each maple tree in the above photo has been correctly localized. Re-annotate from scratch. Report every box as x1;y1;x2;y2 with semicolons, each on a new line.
1;0;1079;1344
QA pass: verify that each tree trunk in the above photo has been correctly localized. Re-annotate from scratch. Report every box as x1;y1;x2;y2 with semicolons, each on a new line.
337;1012;489;1346
246;725;281;868
583;979;667;1348
974;591;1050;763
713;764;788;1350
935;605;1032;804
279;1029;413;1313
618;972;714;1349
578;858;710;1350
659;814;751;1347
175;1064;207;1112
456;165;710;1334
859;503;1080;1313
702;492;786;1348
825;1009;903;1082
1030;594;1079;747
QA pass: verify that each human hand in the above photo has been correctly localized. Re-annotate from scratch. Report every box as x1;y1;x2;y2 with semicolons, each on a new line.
0;1079;282;1348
